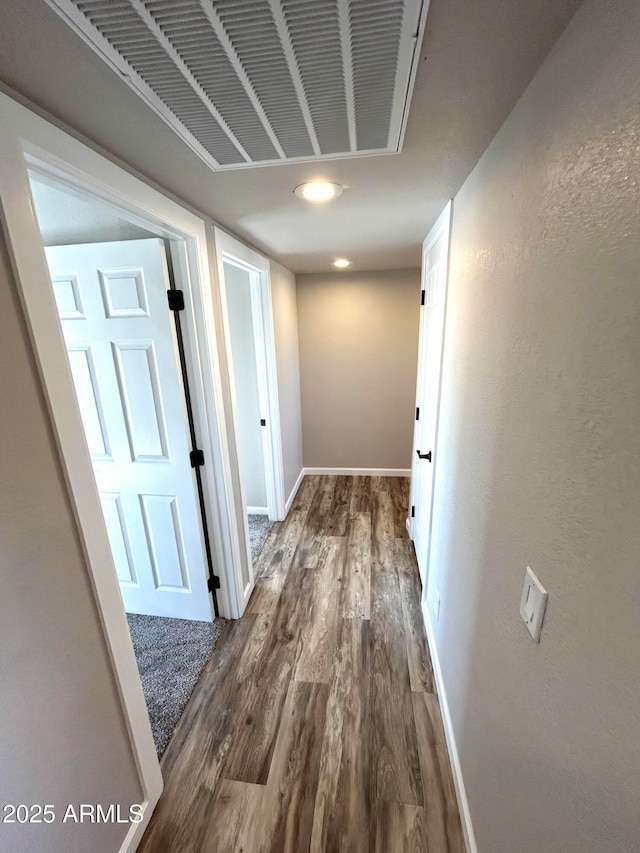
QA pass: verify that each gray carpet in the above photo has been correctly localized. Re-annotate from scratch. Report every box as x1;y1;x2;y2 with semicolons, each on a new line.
248;513;275;563
127;613;227;757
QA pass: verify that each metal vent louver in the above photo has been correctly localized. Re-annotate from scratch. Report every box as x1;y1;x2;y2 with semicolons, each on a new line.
46;0;428;170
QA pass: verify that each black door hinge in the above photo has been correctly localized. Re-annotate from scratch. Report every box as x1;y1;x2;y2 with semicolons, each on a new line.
167;289;185;312
411;505;415;518
415;406;420;420
207;575;221;592
421;289;426;306
260;418;266;426
190;448;205;468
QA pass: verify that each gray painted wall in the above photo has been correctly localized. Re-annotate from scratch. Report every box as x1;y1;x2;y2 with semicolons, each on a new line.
224;261;267;510
429;0;640;849
0;230;142;853
296;269;420;470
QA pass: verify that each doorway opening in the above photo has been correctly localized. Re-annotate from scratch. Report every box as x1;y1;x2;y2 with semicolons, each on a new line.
28;170;226;756
0;91;255;839
214;228;286;573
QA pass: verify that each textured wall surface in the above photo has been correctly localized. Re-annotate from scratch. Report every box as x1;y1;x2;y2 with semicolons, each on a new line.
30;175;156;246
0;230;142;852
296;269;420;470
270;261;303;501
427;0;640;850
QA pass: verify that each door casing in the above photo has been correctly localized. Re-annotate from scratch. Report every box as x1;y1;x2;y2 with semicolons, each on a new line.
214;227;286;614
0;92;251;850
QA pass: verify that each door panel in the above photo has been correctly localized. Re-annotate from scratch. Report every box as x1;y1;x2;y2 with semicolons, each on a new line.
113;340;169;461
46;238;212;621
99;267;149;317
52;273;85;318
67;345;112;459
410;212;450;588
140;493;189;590
100;493;137;585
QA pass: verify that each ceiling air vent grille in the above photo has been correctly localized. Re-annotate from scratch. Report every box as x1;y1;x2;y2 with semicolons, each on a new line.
46;0;429;171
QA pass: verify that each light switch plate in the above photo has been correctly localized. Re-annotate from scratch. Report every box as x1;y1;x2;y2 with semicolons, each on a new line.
519;566;548;642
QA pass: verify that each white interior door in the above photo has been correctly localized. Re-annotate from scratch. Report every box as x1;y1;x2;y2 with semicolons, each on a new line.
410;206;451;586
46;238;212;621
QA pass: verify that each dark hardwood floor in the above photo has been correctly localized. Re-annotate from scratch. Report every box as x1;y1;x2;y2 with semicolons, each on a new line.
138;475;465;853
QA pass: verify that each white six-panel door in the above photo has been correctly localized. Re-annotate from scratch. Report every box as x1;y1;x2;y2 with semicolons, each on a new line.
410;206;451;587
46;238;212;621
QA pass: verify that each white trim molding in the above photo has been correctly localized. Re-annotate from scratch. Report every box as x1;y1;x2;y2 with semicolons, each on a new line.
423;603;478;853
284;467;305;515
213;226;288;615
0;90;250;848
117;803;154;853
247;506;269;516
304;467;411;477
213;227;286;522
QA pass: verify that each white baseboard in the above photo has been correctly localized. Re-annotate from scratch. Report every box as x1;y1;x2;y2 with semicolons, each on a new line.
118;797;154;853
284;468;305;516
303;467;411;477
247;506;269;516
423;602;478;853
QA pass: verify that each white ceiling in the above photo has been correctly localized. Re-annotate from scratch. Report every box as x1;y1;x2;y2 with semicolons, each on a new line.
45;0;428;170
0;0;584;273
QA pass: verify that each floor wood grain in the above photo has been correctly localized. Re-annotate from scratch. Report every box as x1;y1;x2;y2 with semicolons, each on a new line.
374;801;430;853
295;537;344;683
139;476;464;853
260;680;329;853
200;780;265;853
370;544;424;807
397;546;437;694
328;475;351;536
343;512;371;619
223;566;315;784
412;692;465;851
311;618;371;853
389;476;411;538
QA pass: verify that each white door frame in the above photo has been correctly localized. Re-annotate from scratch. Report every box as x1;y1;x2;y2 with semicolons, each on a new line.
408;201;453;585
214;227;286;528
0;92;247;849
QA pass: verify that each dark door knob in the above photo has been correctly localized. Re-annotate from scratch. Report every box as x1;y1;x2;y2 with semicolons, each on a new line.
416;450;432;462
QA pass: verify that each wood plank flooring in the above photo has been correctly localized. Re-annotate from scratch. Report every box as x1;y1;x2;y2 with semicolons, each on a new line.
138;475;464;853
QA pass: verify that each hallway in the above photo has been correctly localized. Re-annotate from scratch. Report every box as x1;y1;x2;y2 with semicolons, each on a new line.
139;475;464;852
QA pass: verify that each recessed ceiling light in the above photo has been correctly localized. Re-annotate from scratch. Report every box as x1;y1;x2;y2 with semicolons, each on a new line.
333;258;351;269
294;181;344;202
